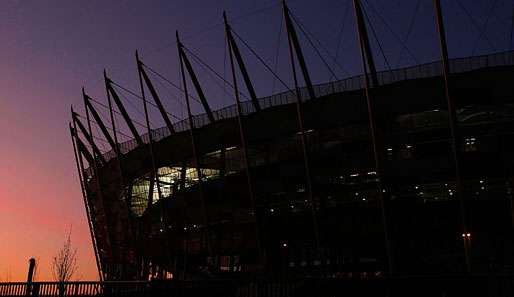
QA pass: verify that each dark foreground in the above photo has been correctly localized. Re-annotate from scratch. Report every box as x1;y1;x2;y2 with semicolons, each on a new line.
1;274;513;297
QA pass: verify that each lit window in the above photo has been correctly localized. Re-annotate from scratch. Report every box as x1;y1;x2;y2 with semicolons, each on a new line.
129;166;220;217
464;137;477;152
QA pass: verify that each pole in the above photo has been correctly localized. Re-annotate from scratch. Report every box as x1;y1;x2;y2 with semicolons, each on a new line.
283;1;320;250
177;31;212;255
224;12;263;258
433;0;470;273
136;51;163;206
78;103;115;279
352;0;393;275
70;124;103;281
25;258;35;296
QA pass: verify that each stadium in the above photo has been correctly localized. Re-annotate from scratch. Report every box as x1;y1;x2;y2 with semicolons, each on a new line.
70;0;514;282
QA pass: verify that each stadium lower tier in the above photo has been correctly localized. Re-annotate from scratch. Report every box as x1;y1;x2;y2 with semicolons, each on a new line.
82;62;514;280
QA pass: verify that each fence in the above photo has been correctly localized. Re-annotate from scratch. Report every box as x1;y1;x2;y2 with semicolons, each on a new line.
97;50;514;165
1;274;514;297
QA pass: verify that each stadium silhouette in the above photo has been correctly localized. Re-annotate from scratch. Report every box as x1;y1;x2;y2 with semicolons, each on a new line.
65;0;514;294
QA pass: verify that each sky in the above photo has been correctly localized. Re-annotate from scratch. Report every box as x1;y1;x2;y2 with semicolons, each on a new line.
0;0;512;281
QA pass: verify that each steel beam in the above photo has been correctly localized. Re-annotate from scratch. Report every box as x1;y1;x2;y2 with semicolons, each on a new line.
136;50;164;207
137;53;176;133
70;123;104;281
177;30;212;254
104;71;144;146
352;0;393;275
283;1;316;100
83;89;117;151
72;126;95;166
283;0;320;250
353;0;379;87
223;12;261;112
72;108;107;165
433;0;470;273
224;10;263;257
176;35;215;123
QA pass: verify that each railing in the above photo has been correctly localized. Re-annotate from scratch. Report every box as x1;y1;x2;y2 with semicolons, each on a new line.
98;50;514;165
0;281;146;297
1;275;514;297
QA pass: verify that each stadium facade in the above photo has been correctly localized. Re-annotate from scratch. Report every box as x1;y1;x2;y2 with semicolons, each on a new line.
70;0;514;281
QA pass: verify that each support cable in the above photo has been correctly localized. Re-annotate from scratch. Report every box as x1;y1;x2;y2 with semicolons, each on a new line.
362;0;418;66
454;0;497;53
471;0;499;55
75;129;110;149
93;124;109;152
182;45;251;101
271;12;284;94
395;0;421;66
231;29;292;92
147;69;188;111
510;3;514;50
361;0;392;71
289;11;345;79
223;28;228;105
75;112;132;140
187;48;245;109
110;80;182;122
87;95;149;131
142;63;203;106
114;87;157;128
333;1;351;79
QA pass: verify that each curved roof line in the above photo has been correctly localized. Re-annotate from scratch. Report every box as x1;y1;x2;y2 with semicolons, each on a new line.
100;49;514;163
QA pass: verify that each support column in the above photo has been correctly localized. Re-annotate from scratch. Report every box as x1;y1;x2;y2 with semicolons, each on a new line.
352;0;393;275
70;124;103;280
177;31;212;255
224;11;263;258
283;0;320;250
433;0;470;273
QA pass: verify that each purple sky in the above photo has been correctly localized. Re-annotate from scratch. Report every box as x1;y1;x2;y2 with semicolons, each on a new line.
0;0;512;281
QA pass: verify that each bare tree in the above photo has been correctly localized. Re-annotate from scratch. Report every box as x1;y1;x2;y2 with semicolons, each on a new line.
52;229;78;282
1;267;12;282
